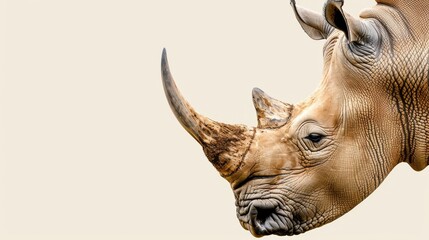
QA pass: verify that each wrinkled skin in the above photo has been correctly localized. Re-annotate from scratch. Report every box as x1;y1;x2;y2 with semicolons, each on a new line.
162;0;429;237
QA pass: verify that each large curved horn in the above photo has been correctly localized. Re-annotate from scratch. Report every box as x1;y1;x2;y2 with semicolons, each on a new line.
161;49;255;177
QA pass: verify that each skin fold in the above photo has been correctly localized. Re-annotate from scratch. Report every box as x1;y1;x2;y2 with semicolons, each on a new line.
162;0;429;237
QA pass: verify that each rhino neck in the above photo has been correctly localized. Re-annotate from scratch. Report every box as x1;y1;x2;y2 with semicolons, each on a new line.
386;46;429;171
400;97;429;172
368;1;429;171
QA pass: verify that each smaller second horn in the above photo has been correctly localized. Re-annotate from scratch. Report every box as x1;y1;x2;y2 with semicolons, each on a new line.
252;88;294;129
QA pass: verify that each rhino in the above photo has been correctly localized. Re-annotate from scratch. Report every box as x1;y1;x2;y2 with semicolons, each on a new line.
161;0;429;237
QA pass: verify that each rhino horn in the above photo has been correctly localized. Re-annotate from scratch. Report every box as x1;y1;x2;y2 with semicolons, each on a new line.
252;88;293;129
290;0;334;40
161;49;255;177
324;0;379;44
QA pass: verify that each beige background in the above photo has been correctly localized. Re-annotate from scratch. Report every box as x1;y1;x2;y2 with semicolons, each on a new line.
0;0;428;239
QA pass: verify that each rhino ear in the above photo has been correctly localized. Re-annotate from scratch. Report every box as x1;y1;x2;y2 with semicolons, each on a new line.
252;88;293;129
324;0;379;44
290;0;334;40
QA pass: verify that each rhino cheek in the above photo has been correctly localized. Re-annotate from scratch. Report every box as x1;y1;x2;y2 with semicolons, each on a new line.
312;146;379;220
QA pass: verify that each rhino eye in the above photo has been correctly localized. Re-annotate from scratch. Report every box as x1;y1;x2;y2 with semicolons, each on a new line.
305;133;325;143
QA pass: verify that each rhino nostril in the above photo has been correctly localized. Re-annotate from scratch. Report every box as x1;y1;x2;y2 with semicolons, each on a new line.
249;204;279;235
247;202;295;236
256;207;274;224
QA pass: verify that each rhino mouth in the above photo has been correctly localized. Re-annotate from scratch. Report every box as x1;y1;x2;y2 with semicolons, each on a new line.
237;200;296;237
236;196;332;237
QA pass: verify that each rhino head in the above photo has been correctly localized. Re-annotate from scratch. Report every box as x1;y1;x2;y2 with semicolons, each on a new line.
162;0;429;237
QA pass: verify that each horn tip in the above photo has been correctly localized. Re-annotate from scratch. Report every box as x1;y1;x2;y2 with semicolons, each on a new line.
161;48;171;85
161;48;168;69
252;87;264;95
252;87;267;101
